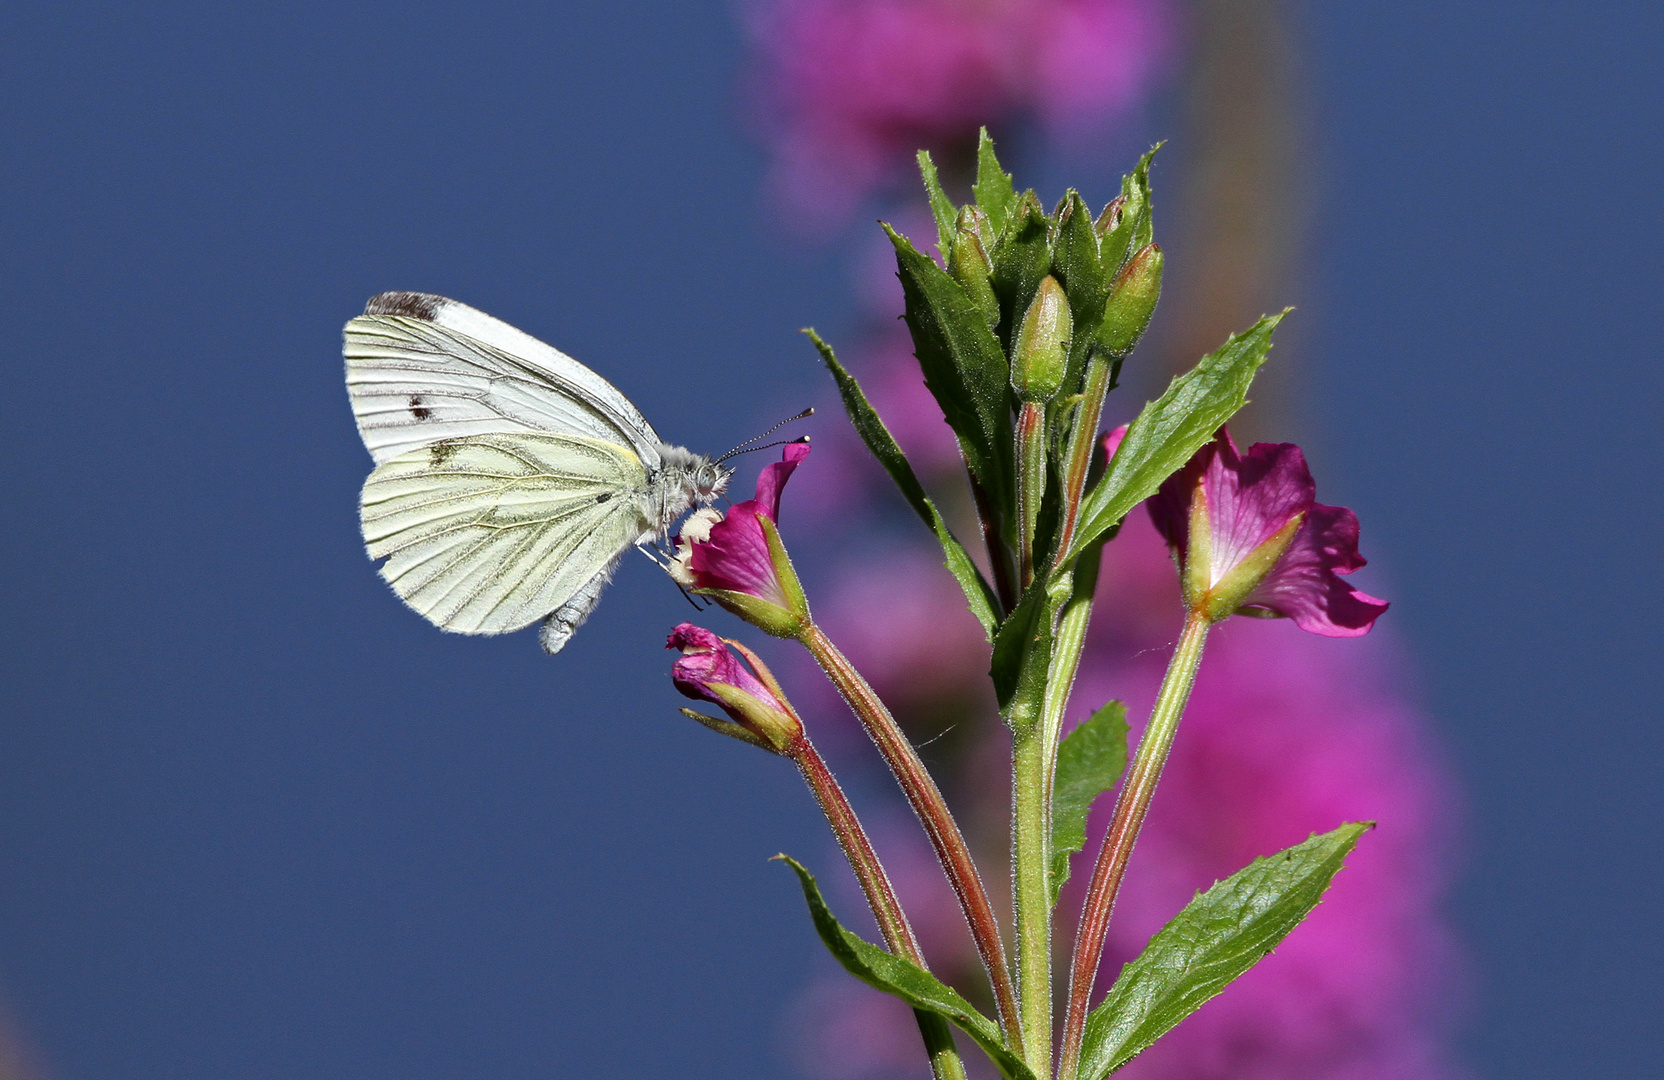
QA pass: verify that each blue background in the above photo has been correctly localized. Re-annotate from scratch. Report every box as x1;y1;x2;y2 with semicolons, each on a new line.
0;2;1657;1077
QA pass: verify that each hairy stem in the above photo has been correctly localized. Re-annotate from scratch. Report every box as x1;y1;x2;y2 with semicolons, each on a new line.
792;738;968;1080
1052;355;1115;568
1058;614;1210;1080
1010;726;1051;1075
1015;401;1048;589
801;623;1024;1058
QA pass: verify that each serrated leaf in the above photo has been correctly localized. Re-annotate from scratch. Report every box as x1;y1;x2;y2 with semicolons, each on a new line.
806;329;1000;636
973;127;1017;238
1049;701;1128;905
1052;190;1112;396
1078;823;1371;1080
989;194;1053;355
778;856;1039;1080
918;150;959;263
886;223;1015;512
1065;311;1288;563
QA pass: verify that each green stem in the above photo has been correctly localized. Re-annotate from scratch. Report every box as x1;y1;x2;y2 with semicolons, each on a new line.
800;623;1025;1058
1009;545;1103;1079
1051;355;1115;568
791;737;968;1080
1057;614;1210;1080
1010;725;1051;1075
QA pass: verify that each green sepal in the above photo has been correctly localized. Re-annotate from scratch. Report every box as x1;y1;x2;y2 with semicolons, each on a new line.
1077;823;1372;1080
1048;700;1128;905
885;222;1015;514
777;855;1039;1080
990;194;1053;356
678;707;779;754
918;150;959;262
806;329;1001;635
1051;190;1112;396
972;127;1017;238
1064;311;1288;564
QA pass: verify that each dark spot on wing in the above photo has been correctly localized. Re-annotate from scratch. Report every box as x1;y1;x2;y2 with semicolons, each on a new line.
408;394;432;421
366;292;446;320
428;441;460;468
595;492;613;504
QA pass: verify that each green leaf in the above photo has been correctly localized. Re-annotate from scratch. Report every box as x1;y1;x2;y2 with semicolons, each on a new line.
885;223;1015;512
1065;311;1288;563
989;193;1053;355
1051;190;1112;397
973;127;1017;238
918;150;959;263
777;855;1039;1080
1077;823;1372;1080
1049;701;1128;905
806;329;1000;636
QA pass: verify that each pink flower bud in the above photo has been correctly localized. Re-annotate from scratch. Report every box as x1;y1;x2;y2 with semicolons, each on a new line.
667;624;802;751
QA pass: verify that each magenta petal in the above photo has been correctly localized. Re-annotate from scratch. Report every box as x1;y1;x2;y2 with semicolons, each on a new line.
1244;502;1390;637
754;440;812;520
685;443;810;606
1149;427;1387;635
1202;440;1315;585
690;508;788;606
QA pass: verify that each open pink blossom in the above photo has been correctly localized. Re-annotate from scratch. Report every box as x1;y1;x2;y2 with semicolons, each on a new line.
670;442;813;636
668;623;801;751
1148;429;1388;636
672;442;810;604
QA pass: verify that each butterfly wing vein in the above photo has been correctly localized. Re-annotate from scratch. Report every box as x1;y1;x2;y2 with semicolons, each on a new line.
361;433;651;636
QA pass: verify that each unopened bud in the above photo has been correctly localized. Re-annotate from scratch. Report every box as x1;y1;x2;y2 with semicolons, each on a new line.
1011;276;1072;402
949;225;998;326
956;204;993;251
1094;195;1125;237
1097;243;1163;356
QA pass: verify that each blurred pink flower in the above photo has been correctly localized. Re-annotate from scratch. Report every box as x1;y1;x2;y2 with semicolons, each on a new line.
742;0;1176;226
1068;521;1462;1080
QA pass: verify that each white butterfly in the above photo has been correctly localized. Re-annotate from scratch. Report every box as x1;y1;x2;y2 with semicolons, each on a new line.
344;292;732;654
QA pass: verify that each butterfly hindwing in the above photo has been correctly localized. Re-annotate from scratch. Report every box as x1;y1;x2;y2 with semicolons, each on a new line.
360;432;651;637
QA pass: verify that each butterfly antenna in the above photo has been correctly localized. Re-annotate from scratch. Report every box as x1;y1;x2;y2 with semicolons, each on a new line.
716;408;814;463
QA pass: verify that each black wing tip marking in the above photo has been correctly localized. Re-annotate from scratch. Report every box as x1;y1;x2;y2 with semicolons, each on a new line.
366;292;450;320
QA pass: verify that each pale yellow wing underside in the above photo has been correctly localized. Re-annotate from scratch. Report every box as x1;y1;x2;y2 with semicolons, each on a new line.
360;432;650;635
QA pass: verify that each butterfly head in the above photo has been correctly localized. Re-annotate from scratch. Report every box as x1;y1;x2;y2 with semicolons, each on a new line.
653;444;733;533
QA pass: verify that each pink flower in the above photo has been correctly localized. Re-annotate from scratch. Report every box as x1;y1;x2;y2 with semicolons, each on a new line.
1147;428;1388;636
668;623;802;751
671;442;813;635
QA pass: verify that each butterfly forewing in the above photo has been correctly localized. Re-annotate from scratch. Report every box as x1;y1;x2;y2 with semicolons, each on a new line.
361;432;652;636
345;292;663;466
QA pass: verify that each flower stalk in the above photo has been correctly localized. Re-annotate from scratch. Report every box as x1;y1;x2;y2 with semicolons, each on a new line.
1058;613;1209;1080
790;739;970;1080
799;621;1025;1057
